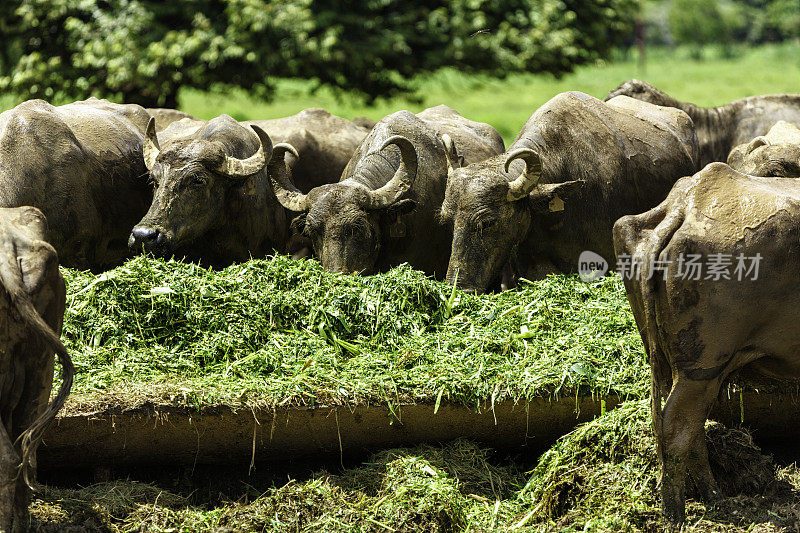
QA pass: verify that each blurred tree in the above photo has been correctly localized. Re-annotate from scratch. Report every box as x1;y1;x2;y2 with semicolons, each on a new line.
764;0;800;41
669;0;734;58
1;0;640;107
647;0;800;49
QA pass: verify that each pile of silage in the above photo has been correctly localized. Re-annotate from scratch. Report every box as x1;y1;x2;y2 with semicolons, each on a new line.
518;400;800;532
61;255;648;410
30;419;800;533
31;440;529;533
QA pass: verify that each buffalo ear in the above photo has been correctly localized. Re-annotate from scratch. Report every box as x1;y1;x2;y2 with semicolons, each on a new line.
381;199;417;226
727;146;745;170
528;180;585;213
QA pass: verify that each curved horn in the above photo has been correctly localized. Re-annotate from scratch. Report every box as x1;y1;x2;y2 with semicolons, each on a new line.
218;124;273;179
747;136;770;153
143;117;160;170
268;142;310;212
504;148;542;202
441;134;461;175
366;135;418;210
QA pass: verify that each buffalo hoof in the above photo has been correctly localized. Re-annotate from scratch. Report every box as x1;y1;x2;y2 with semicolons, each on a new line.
661;493;686;529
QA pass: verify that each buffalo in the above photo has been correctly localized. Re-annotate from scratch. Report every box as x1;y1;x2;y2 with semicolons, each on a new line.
441;92;698;293
727;120;800;177
0;206;73;532
0;98;154;270
351;117;377;130
613;162;800;524
244;108;371;192
270;105;504;277
146;108;197;131
129;114;296;265
605;79;800;167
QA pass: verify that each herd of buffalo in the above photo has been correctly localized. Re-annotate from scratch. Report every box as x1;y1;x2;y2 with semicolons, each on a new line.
1;79;800;529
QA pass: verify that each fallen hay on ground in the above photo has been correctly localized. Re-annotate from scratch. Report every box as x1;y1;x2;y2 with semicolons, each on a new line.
30;404;800;532
521;400;800;532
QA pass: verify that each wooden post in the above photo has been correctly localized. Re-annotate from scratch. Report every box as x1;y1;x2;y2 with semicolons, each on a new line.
636;18;646;73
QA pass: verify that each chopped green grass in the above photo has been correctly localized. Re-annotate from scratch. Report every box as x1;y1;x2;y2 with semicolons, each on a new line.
61;254;647;411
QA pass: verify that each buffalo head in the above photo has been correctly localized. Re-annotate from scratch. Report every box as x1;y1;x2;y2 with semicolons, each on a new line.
270;135;418;274
441;141;583;293
129;117;295;258
727;131;800;178
604;79;673;107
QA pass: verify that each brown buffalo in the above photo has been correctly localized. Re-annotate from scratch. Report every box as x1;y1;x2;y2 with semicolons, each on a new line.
146;108;197;131
442;92;698;293
129;114;295;265
727;120;800;177
0;98;153;271
606;79;800;167
244;108;370;192
270;105;504;277
0;206;73;532
613;162;800;524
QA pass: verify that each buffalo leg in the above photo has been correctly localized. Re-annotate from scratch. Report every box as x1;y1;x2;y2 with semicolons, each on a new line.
10;350;52;533
658;375;719;525
0;421;19;532
687;427;720;503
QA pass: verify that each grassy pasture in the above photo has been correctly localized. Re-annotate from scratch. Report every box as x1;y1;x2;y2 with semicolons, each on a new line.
179;43;800;145
2;44;799;146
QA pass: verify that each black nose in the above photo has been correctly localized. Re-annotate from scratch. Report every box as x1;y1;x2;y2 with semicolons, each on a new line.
129;226;166;249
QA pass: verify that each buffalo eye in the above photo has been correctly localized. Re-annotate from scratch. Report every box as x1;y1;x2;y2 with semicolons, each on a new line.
473;215;497;232
186;174;207;188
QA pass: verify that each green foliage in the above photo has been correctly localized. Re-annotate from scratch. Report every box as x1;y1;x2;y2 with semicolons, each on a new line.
763;0;800;41
669;0;735;57
0;0;280;107
60;255;648;409
645;0;800;49
0;0;640;107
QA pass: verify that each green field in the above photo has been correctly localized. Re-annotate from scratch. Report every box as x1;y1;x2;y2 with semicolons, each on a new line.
2;44;799;146
180;44;800;145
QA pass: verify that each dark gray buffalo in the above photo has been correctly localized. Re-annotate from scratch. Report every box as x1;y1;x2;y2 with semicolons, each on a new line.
727;120;800;177
129;114;296;265
613;162;800;524
146;108;197;131
606;79;800;167
0;206;73;532
244;108;370;192
0;98;153;270
442;92;698;293
270;105;505;277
